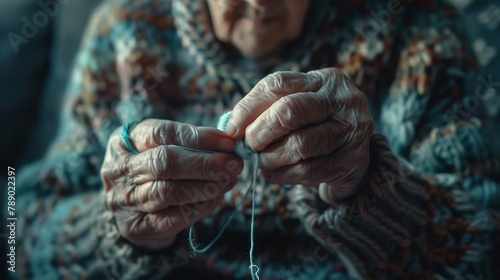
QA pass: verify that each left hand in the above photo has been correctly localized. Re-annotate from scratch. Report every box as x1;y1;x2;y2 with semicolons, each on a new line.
225;68;374;204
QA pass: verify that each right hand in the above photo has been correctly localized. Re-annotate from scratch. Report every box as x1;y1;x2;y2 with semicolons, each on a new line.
101;119;243;251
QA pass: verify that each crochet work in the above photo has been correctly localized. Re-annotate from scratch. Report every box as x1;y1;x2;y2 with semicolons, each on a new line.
13;0;500;279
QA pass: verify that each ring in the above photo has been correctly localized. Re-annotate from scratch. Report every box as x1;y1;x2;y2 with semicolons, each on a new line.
120;121;140;154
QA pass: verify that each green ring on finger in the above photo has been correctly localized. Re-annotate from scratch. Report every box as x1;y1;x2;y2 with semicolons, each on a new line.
120;121;140;154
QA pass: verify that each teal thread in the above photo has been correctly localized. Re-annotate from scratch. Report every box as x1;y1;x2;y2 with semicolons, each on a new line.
217;110;232;131
188;110;261;280
248;151;260;280
121;121;140;154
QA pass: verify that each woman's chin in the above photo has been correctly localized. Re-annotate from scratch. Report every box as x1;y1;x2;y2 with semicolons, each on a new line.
234;39;282;59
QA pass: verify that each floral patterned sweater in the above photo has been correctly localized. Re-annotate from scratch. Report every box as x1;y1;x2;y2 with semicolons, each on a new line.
13;0;500;279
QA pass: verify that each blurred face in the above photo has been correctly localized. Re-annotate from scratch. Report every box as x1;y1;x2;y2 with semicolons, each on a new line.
207;0;310;59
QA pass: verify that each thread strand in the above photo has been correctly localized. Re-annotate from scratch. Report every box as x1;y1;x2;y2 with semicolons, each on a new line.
187;110;260;279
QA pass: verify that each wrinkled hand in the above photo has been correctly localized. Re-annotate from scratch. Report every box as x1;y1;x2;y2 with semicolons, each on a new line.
226;68;374;204
101;119;243;250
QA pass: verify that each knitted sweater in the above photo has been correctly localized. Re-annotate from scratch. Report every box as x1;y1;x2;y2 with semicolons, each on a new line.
13;0;500;279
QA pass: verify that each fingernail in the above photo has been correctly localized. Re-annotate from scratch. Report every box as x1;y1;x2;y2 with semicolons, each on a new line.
225;119;238;138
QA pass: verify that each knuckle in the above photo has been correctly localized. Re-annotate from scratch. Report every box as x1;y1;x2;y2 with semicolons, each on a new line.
148;180;169;206
326;67;347;82
318;68;338;85
101;156;130;189
154;145;171;177
333;114;356;136
305;70;322;87
267;71;287;91
199;154;213;179
148;118;164;129
290;132;308;161
181;123;199;148
274;96;301;129
151;119;171;146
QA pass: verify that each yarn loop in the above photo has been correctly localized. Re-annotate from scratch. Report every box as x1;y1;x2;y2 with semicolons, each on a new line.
188;110;261;280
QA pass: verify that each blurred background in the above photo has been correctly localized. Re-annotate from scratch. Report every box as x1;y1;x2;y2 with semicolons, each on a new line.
0;0;499;278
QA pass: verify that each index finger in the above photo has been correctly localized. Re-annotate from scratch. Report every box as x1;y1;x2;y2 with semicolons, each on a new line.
225;71;322;140
127;119;234;153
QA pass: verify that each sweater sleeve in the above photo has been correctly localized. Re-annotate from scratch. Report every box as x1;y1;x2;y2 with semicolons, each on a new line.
14;2;188;279
292;3;499;280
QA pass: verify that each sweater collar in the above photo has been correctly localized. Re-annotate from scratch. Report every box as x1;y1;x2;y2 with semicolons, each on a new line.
171;0;334;93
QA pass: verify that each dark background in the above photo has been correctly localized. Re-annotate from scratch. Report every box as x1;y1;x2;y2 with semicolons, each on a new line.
1;0;499;279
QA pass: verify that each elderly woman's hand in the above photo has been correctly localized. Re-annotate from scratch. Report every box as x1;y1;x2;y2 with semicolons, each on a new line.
101;119;243;250
226;68;374;204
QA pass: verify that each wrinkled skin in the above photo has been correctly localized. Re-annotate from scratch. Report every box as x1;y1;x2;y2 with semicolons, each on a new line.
101;119;243;250
207;0;310;58
101;68;373;249
225;68;374;204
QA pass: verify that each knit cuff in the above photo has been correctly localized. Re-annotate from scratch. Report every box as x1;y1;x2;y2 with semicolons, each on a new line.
91;192;190;280
292;133;430;277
